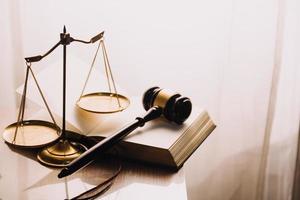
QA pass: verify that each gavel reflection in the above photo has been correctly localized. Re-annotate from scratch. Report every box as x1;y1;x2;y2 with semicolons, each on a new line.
58;87;192;178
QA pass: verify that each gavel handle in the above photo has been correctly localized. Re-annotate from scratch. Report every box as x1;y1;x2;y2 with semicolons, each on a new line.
58;106;163;178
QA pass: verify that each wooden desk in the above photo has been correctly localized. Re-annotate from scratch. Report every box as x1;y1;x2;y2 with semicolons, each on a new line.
0;108;187;200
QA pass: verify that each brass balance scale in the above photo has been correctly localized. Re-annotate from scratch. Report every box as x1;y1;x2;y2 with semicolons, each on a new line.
2;27;130;167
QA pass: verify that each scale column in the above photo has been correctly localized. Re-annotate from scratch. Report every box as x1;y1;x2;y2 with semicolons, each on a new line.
37;26;87;167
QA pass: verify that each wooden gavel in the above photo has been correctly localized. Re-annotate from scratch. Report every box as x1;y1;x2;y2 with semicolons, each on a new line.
58;86;192;178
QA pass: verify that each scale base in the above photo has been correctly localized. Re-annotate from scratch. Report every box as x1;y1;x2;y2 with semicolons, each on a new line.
37;138;87;168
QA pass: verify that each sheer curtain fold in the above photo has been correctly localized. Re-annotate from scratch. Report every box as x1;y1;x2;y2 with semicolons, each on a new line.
262;0;300;199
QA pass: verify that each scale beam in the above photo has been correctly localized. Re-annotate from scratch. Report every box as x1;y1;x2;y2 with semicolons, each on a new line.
24;31;104;63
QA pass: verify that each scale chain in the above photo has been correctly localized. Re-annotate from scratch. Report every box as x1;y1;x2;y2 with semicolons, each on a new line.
102;40;121;108
78;39;102;101
28;66;57;127
101;40;113;94
13;63;30;143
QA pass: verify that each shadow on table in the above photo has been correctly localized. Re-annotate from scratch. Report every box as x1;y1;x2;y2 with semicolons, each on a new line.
6;142;39;162
9;147;182;199
4;128;184;199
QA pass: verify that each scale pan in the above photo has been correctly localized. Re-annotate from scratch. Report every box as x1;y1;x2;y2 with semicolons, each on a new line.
2;120;61;148
77;92;130;114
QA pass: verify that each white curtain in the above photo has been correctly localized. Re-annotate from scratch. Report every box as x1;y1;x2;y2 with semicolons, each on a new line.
262;0;300;199
0;0;299;199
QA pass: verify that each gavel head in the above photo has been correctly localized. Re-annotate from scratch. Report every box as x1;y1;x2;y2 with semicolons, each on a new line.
142;87;192;124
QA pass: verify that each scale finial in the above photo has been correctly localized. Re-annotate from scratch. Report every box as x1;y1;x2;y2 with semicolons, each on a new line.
63;25;66;33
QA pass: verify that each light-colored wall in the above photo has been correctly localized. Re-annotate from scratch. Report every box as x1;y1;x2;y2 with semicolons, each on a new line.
0;0;17;110
1;0;299;199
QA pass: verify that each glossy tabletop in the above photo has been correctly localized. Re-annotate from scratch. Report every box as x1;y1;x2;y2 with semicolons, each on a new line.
0;107;187;200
